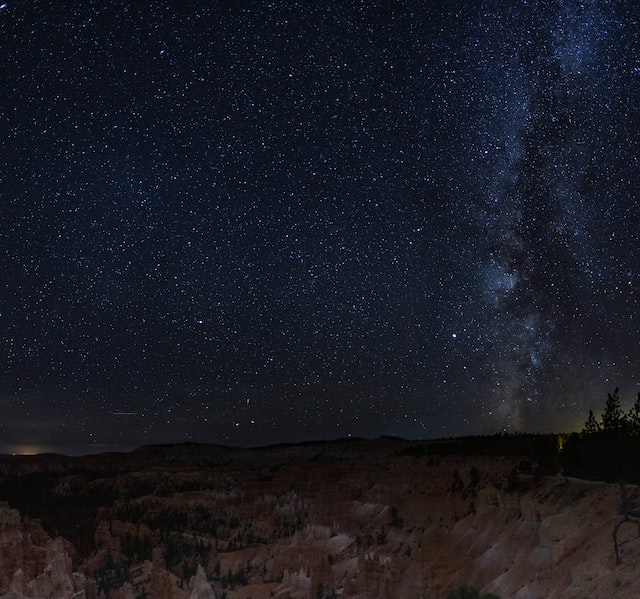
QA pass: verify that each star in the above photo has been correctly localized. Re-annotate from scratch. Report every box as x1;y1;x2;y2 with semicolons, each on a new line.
0;0;638;453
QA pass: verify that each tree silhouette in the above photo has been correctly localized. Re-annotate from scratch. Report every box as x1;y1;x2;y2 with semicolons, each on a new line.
602;388;625;434
583;410;601;435
567;388;640;483
627;393;640;436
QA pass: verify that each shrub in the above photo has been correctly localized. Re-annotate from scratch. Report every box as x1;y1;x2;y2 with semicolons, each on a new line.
446;584;499;599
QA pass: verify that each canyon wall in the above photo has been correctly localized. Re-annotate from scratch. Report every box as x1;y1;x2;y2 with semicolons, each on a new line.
0;440;638;598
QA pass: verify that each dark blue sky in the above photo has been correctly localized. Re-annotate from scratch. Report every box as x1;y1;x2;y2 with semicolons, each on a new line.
2;1;640;455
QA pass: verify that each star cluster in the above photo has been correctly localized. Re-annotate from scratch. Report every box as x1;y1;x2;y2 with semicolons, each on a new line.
2;1;640;454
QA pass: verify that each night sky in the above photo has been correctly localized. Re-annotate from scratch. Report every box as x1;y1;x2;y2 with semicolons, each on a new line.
3;1;640;455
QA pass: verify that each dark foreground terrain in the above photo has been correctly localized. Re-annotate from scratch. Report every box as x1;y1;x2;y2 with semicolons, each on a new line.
0;436;638;598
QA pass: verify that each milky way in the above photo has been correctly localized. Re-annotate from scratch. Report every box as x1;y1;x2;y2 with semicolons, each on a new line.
2;1;640;454
466;0;640;430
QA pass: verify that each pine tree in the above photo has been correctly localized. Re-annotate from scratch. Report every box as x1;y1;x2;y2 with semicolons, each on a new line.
602;388;625;434
627;393;640;436
583;409;601;435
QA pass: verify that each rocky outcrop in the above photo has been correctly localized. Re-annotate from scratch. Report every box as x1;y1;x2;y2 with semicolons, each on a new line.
0;505;49;593
0;515;85;599
188;565;215;599
1;440;639;598
26;538;80;599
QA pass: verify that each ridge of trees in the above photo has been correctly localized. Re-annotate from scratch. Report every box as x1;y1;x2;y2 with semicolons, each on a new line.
581;387;640;436
561;388;640;483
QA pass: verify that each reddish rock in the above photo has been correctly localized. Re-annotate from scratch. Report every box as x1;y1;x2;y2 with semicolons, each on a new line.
1;441;640;597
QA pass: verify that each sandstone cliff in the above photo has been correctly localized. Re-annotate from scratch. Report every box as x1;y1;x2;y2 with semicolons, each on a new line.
0;505;83;599
0;439;638;598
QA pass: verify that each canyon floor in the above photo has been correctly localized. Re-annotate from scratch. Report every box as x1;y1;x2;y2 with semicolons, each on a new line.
0;437;639;598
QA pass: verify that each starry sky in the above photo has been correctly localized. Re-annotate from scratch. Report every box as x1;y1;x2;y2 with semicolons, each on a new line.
2;1;640;455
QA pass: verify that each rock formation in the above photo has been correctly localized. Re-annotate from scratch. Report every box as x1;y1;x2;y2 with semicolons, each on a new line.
0;513;84;599
188;565;215;599
0;439;639;597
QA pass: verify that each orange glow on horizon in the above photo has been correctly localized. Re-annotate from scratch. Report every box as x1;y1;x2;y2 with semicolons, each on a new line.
7;444;50;456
